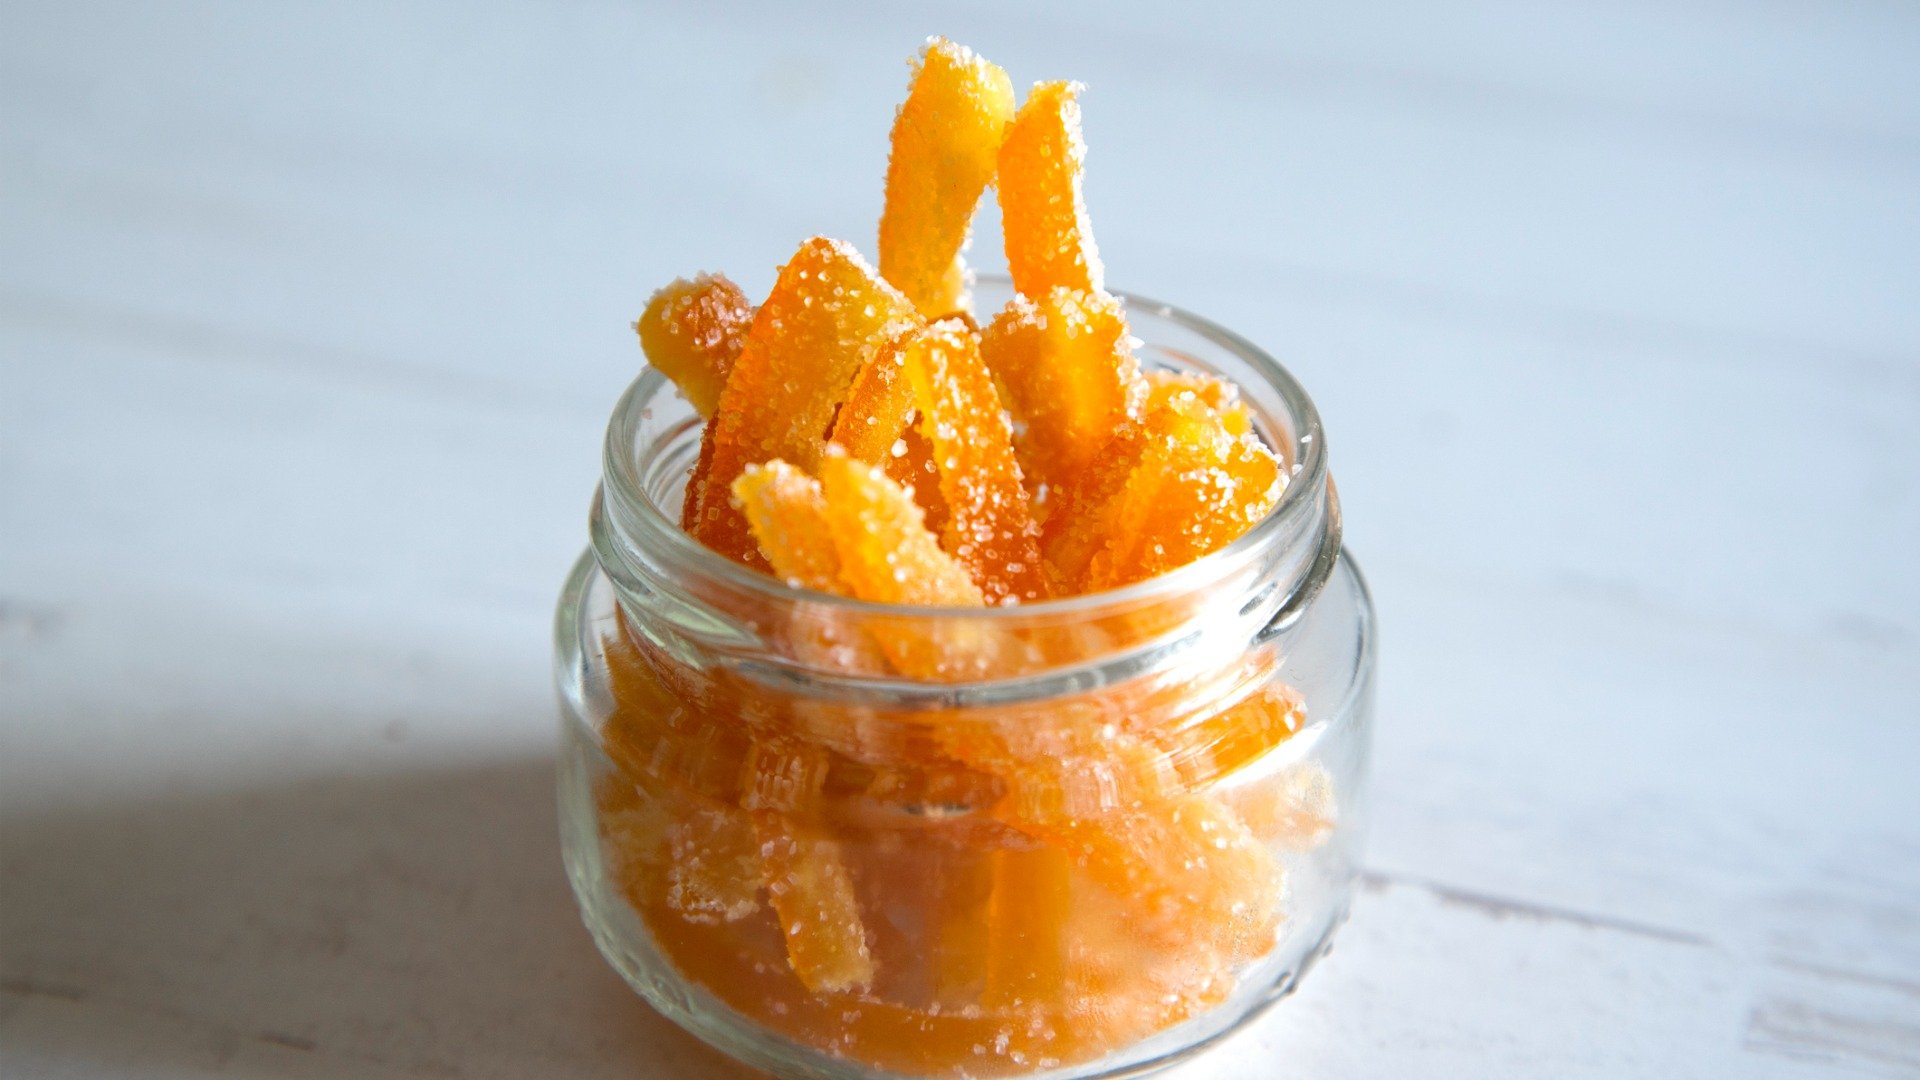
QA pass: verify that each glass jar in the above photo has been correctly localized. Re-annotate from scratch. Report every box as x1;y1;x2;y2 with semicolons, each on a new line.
554;280;1376;1079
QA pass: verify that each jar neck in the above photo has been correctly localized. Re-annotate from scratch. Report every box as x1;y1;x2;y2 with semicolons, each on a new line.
589;282;1334;710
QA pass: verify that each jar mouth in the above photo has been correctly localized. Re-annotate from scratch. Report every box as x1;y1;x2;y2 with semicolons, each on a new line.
599;276;1330;625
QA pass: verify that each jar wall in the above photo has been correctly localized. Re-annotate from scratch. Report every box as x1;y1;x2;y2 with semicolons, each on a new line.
554;545;1376;1079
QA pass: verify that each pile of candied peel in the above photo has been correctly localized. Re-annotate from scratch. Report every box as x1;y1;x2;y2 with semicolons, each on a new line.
603;39;1328;1076
638;45;1282;606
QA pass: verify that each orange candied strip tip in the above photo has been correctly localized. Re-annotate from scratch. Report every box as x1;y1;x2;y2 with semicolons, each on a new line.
1081;395;1284;590
898;320;1049;604
879;38;1016;317
998;80;1103;296
829;332;950;534
732;462;890;678
636;273;754;418
753;810;876;993
980;287;1144;497
817;448;1037;681
687;237;919;566
819;447;984;608
1038;421;1149;587
732;461;841;592
1146;368;1251;437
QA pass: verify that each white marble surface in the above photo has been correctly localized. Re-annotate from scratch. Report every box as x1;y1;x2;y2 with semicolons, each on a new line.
3;2;1917;1076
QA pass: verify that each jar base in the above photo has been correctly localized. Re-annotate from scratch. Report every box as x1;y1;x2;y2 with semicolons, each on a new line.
559;728;1355;1080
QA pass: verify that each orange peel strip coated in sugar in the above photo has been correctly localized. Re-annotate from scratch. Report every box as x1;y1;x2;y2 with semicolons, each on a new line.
829;332;950;534
754;810;876;994
1146;368;1252;437
636;273;754;418
879;38;1016;317
687;238;919;566
998;81;1103;296
1081;396;1284;590
819;448;985;609
980;287;1143;499
733;461;842;593
898;320;1049;604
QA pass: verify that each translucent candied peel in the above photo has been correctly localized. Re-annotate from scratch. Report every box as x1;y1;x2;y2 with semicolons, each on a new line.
1033;794;1285;963
819;447;985;609
879;38;1016;317
817;448;1035;681
831;328;917;462
636;273;754;417
733;462;890;680
687;237;919;566
829;330;950;534
1145;367;1252;436
665;805;765;924
979;287;1144;499
1037;420;1149;587
1081;395;1285;590
998;81;1104;296
601;625;752;804
897;320;1048;604
1150;683;1308;791
740;736;834;814
733;461;842;592
947;718;1183;823
755;810;876;993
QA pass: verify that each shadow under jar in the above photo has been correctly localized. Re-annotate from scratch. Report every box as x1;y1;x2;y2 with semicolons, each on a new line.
554;280;1377;1079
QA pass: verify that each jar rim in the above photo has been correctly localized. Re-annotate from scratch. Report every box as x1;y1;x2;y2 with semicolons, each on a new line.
599;276;1329;622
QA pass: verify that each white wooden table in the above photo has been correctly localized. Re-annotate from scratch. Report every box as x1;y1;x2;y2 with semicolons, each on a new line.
4;3;1917;1076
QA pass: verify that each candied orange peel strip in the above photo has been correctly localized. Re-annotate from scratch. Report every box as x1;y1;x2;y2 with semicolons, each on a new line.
1225;761;1338;852
1061;873;1238;1049
819;447;985;609
663;804;764;925
1146;368;1252;436
687;237;919;566
828;331;950;534
815;448;1027;682
897;320;1048;604
755;810;876;993
733;461;842;593
636;274;754;418
733;461;893;681
879;38;1016;317
1038;421;1150;587
1081;395;1285;590
998;81;1103;296
980;287;1144;498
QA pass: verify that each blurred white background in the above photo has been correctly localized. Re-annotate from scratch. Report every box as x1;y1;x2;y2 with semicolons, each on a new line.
3;2;1917;1076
